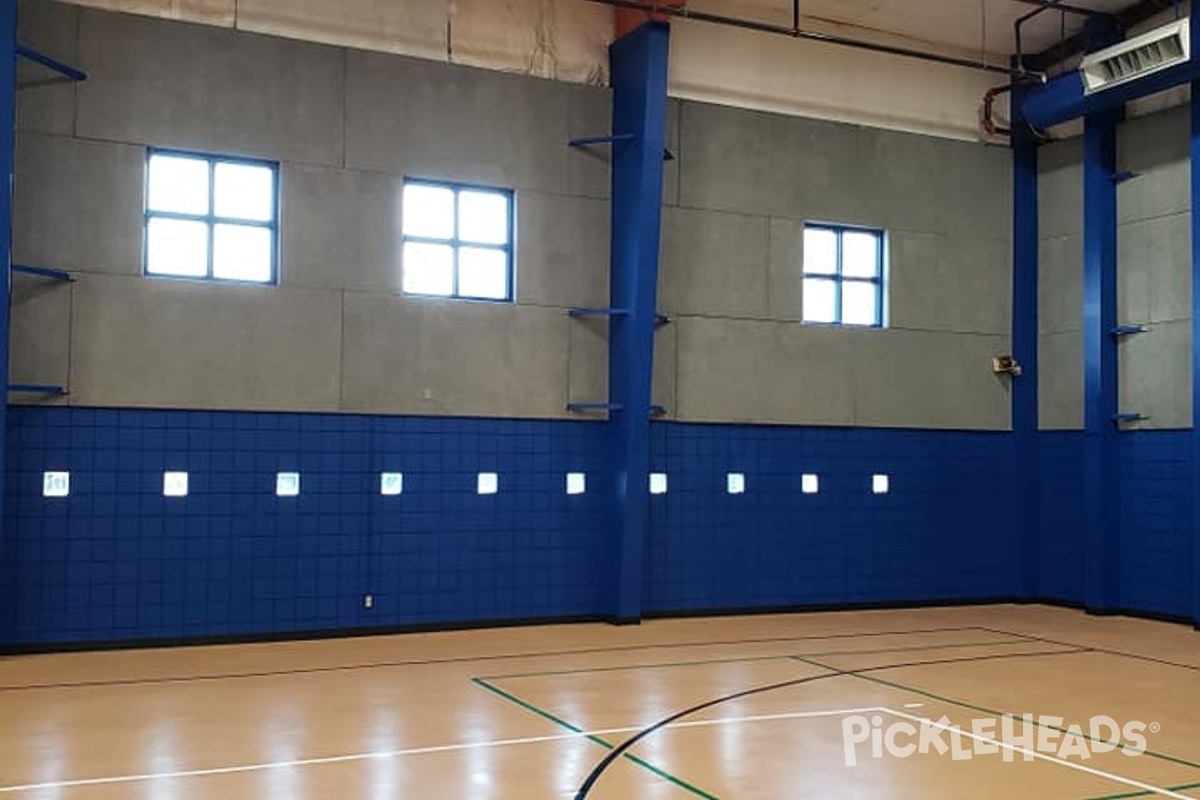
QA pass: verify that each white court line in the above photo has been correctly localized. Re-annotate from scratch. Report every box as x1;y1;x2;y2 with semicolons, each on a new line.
886;709;1192;800
0;706;881;793
4;706;1187;798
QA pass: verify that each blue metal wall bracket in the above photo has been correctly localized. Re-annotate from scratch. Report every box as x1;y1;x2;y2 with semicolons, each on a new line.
1011;66;1042;601
1082;107;1122;616
569;134;636;148
12;263;72;282
603;22;671;624
8;384;67;395
1111;324;1147;337
1113;412;1148;424
16;44;86;82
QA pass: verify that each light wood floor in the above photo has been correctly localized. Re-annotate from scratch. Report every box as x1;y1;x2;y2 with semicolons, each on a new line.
0;605;1197;799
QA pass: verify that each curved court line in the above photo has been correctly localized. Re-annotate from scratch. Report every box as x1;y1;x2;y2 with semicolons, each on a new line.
0;705;883;795
0;625;989;692
570;647;1089;799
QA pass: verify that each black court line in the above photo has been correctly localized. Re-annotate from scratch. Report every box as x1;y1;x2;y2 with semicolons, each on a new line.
478;636;1044;681
0;625;991;692
979;626;1200;674
571;647;1092;800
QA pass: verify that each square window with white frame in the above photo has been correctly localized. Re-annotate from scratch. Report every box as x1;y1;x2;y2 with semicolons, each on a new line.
802;224;886;327
144;149;279;284
402;180;514;301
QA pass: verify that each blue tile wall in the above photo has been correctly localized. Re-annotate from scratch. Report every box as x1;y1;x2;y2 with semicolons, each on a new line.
645;423;1019;613
1038;432;1086;605
1119;431;1192;619
3;407;608;646
5;407;1194;648
1037;430;1195;619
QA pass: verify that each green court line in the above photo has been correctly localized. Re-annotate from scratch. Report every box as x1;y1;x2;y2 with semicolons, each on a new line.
793;656;1200;774
480;637;1040;681
472;677;720;800
1078;780;1200;800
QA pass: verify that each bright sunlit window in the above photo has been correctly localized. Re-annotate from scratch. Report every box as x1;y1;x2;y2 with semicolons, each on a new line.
803;224;885;327
145;150;278;284
402;179;514;301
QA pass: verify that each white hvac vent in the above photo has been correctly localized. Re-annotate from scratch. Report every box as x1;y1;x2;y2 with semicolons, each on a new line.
1080;19;1190;95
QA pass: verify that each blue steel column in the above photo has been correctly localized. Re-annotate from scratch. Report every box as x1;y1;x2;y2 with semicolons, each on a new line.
1191;17;1200;630
1082;108;1121;614
605;22;670;622
0;0;15;564
1011;75;1041;600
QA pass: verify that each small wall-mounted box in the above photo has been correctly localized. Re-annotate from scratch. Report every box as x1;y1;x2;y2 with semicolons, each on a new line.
992;355;1022;376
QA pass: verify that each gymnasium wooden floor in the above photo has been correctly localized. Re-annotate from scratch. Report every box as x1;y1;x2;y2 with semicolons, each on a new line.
0;606;1197;799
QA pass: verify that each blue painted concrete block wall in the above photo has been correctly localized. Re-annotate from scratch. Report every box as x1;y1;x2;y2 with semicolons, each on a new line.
645;423;1019;614
1037;430;1194;621
6;407;1196;647
2;407;608;646
1038;432;1086;605
1119;431;1193;620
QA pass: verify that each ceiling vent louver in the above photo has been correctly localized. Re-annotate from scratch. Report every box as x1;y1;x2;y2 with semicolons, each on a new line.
1080;19;1190;95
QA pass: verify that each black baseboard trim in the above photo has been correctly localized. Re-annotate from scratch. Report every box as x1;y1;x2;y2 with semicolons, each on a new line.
642;596;1026;621
3;598;1194;656
1040;599;1193;627
0;614;605;656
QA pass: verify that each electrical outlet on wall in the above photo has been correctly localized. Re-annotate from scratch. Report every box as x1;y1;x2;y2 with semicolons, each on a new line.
363;594;373;610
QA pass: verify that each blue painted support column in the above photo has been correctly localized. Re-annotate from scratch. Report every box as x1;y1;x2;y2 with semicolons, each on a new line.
1011;75;1041;600
604;22;670;623
0;1;16;569
1082;108;1121;614
1190;21;1200;631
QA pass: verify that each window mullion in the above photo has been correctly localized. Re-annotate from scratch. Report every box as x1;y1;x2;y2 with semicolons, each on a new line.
206;159;216;280
452;190;460;299
834;229;844;324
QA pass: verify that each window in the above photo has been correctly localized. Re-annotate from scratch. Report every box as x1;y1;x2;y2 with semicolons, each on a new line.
872;474;890;495
477;473;499;495
402;180;514;301
43;471;70;498
380;473;404;496
145;150;278;284
802;474;820;495
163;471;189;497
276;472;300;497
726;473;746;495
566;473;587;495
649;473;668;495
803;224;885;326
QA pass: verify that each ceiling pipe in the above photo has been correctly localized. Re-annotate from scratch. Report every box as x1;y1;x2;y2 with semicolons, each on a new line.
982;83;1014;137
584;0;1017;75
1014;0;1103;73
